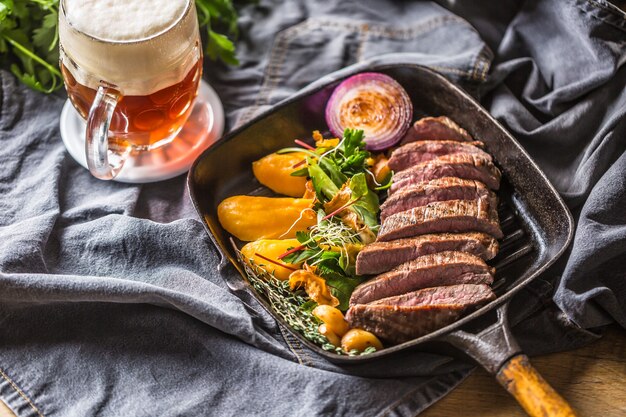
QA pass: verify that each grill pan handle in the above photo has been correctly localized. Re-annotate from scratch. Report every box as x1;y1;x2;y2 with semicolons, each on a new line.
496;354;576;417
441;303;577;416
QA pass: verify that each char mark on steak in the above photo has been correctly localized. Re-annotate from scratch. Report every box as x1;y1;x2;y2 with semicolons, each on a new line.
390;153;501;194
388;140;489;172
346;284;496;344
355;232;499;275
377;199;503;242
349;251;494;305
381;177;496;221
400;116;473;144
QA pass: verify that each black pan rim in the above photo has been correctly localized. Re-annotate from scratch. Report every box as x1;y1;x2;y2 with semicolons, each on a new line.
187;62;575;363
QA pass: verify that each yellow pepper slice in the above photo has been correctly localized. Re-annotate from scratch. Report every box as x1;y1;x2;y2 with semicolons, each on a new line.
313;130;340;149
217;196;316;241
241;239;302;280
252;152;307;197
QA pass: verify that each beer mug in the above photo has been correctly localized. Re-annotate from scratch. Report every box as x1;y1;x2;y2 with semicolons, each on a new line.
58;0;202;180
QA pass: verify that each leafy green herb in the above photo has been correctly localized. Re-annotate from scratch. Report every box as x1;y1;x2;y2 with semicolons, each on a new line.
308;162;339;202
349;173;380;233
0;0;62;93
335;128;368;177
314;128;370;195
195;0;240;65
321;271;361;311
0;0;243;93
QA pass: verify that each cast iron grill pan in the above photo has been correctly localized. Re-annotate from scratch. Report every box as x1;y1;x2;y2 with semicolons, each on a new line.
187;60;576;416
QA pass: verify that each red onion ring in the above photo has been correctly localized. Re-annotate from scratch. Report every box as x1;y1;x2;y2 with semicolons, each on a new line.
325;72;413;151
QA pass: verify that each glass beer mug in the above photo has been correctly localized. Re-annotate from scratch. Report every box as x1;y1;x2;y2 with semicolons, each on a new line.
58;0;202;180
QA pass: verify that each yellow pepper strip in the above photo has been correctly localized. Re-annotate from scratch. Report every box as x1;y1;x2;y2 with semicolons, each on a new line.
313;130;340;149
241;239;302;280
288;268;339;307
316;139;340;149
369;153;391;186
252;152;308;197
217;196;316;241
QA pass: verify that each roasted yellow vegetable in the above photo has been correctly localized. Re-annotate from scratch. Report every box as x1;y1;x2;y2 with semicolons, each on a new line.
312;305;350;337
341;329;383;352
289;268;339;307
312;130;340;149
252;152;308;197
318;324;341;346
241;239;302;280
217;196;316;241
367;154;391;187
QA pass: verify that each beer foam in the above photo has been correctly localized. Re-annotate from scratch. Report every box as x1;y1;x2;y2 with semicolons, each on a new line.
60;0;199;95
64;0;187;42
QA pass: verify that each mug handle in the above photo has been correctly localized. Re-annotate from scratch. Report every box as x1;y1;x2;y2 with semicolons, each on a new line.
85;85;128;180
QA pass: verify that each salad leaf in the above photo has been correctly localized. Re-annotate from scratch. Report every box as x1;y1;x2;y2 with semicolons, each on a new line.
323;271;361;311
349;172;369;199
350;173;380;232
278;129;384;309
308;162;339;202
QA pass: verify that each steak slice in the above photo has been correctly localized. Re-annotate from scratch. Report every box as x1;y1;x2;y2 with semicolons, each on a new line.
400;116;473;144
349;251;494;305
388;140;490;172
390;153;501;193
378;199;503;241
355;232;499;275
346;284;496;344
381;177;496;221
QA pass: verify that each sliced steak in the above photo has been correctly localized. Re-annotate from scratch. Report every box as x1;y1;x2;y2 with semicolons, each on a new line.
378;199;502;241
346;284;496;343
349;251;494;305
388;140;490;172
355;232;499;275
381;177;496;221
390;154;501;194
400;116;473;144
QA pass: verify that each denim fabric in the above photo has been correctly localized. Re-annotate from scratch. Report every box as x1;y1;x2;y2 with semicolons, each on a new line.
0;0;624;416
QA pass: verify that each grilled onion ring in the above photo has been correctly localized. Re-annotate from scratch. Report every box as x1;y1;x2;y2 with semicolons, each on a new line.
325;72;412;151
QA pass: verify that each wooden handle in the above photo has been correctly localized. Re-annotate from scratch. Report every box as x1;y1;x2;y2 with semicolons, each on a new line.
496;354;577;417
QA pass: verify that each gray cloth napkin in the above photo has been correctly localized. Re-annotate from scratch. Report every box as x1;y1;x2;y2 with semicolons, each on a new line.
0;0;624;416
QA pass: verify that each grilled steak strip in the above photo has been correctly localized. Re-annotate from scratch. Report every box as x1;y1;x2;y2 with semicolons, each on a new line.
355;232;499;275
388;140;490;172
349;251;494;305
390;153;501;194
346;284;496;344
400;116;473;144
378;199;503;241
381;177;496;221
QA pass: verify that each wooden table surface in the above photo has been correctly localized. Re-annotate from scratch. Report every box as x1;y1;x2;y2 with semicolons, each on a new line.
423;325;626;417
1;326;624;416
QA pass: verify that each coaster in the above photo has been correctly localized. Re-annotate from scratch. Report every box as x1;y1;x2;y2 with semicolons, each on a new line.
60;79;225;183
